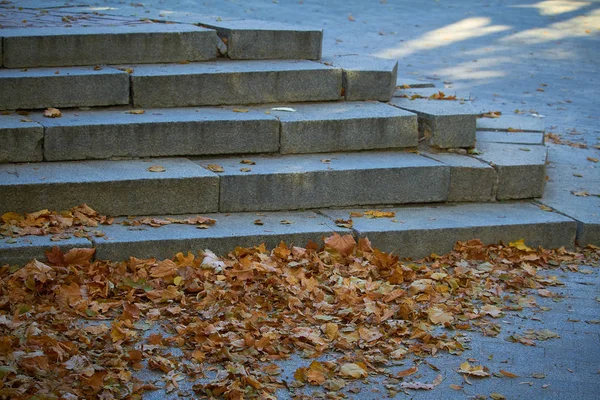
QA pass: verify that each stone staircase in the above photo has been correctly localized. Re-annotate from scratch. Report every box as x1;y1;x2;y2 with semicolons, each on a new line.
0;5;577;265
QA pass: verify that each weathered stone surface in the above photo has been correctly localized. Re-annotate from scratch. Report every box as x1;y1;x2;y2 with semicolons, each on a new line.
474;142;547;200
1;24;219;68
130;60;342;108
194;152;449;212
0;67;129;110
477;115;545;132
424;151;497;202
199;19;322;60
0;158;219;216
390;97;477;148
0;114;43;162
94;211;349;261
323;55;397;101
33;107;280;161
271;102;417;154
0;235;92;266
476;130;545;145
322;202;577;259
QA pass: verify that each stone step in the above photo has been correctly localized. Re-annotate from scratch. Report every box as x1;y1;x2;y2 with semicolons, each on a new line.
390;89;477;149
0;66;129;110
0;158;219;216
0;24;221;68
128;60;343;108
194;151;451;212
4;102;416;161
0;202;577;265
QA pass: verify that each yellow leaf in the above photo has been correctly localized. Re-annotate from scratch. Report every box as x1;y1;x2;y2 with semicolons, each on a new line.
2;211;23;223
173;276;183;286
509;239;533;252
323;322;338;341
147;165;166;172
126;109;145;115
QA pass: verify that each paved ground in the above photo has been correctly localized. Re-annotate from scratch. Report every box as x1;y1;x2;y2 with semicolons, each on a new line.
1;0;599;398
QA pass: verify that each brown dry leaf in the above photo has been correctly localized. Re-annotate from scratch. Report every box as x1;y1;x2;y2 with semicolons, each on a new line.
481;304;503;317
232;108;250;113
481;111;502;118
335;219;353;228
240;168;251;172
254;219;264;225
206;164;224;173
63;247;95;265
587;157;599;163
126;109;145;115
339;363;367;379
324;233;356;256
500;370;519;378
396;366;418;377
280;220;294;225
427;306;454;325
43;108;62;118
240;159;256;165
490;393;506;400
450;384;463;390
147;165;166;172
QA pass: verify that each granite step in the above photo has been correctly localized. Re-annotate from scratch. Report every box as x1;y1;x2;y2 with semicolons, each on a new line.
2;102;417;161
0;24;221;68
0;202;577;265
0;158;219;216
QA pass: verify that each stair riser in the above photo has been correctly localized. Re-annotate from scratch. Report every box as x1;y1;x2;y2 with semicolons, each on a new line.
131;69;343;108
1;26;220;68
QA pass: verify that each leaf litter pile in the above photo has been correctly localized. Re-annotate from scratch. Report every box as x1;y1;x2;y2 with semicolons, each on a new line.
1;233;598;399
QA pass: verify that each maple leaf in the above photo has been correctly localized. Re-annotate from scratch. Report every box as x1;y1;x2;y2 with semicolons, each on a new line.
64;247;95;265
427;306;454;325
324;233;356;256
339;363;367;379
458;361;490;377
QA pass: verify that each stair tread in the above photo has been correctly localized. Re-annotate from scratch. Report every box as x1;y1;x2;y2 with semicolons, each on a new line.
0;202;577;265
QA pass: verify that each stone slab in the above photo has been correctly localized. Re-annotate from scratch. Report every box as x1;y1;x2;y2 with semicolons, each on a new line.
322;55;397;101
269;102;417;154
321;202;577;259
0;158;219;216
540;145;600;246
94;211;349;261
476;130;545;145
198;19;322;60
390;97;477;148
193;151;449;212
129;60;342;108
1;24;220;68
395;76;435;88
0;66;129;110
0;113;44;162
423;151;497;202
477;115;545;133
31;107;280;160
475;142;548;200
0;235;92;267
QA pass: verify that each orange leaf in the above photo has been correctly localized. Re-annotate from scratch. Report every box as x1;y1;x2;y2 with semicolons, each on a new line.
397;366;418;377
63;247;95;265
324;233;356;256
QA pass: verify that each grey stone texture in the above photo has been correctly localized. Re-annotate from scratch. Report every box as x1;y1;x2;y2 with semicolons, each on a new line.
194;151;449;212
475;142;548;200
424;151;497;202
93;211;348;261
0;158;219;216
0;113;43;162
32;107;280;161
321;202;577;259
390;97;477;148
322;55;398;101
1;24;220;68
199;19;322;60
0;235;92;266
476;130;545;145
477;115;545;132
271;102;418;154
0;66;129;110
129;60;342;108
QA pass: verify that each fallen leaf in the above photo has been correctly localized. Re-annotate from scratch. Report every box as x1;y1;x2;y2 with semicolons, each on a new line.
587;157;599;163
206;164;224;173
450;384;463;390
232;108;249;113
271;107;296;112
44;108;61;118
254;219;264;225
396;366;418;377
126;110;145;115
335;219;353;228
347;14;356;21
240;159;256;165
490;393;506;400
280;220;294;225
400;381;434;390
339;363;367;379
240;168;251;172
147;165;166;172
324;233;356;256
509;239;533;252
458;361;490;377
500;370;519;378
